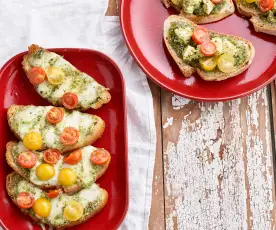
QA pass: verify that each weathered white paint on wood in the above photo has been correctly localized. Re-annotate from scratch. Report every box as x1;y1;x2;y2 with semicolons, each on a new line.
163;88;276;230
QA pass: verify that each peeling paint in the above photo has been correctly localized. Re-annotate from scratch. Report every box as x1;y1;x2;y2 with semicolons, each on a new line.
165;89;275;230
172;94;190;110
163;117;174;129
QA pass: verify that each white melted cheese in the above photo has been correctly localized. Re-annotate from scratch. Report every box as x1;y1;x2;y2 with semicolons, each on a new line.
82;146;97;185
16;142;28;152
27;50;104;110
17;180;102;225
15;106;52;139
51;77;72;100
11;106;98;152
222;39;238;56
175;27;193;44
44;127;57;147
203;0;215;15
18;180;43;200
211;37;223;55
62;111;80;130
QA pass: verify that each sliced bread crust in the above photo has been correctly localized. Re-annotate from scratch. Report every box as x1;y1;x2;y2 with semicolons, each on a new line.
164;15;255;81
6;141;111;193
161;0;235;24
7;105;105;153
6;172;108;229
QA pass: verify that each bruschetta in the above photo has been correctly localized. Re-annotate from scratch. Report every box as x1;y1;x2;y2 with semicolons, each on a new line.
6;141;111;193
6;172;108;229
22;44;111;110
164;15;255;81
7;105;105;153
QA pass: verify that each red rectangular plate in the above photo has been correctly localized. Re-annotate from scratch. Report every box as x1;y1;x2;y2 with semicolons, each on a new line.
0;48;128;230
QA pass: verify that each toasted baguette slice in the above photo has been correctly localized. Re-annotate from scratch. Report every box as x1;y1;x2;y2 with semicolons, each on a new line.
161;0;235;24
6;142;111;193
235;1;276;36
22;44;111;110
8;105;105;153
164;15;255;81
6;172;108;229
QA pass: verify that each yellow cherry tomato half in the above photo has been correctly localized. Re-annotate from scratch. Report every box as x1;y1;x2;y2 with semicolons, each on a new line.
36;163;55;181
23;132;43;150
32;198;51;218
58;168;77;186
64;200;84;221
217;53;235;73
199;56;218;71
47;66;65;85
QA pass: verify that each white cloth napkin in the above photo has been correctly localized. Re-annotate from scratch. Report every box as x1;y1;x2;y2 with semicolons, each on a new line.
0;0;156;229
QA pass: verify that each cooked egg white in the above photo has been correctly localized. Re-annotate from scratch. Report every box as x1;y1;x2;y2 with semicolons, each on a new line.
13;142;103;187
10;105;100;152
17;179;103;226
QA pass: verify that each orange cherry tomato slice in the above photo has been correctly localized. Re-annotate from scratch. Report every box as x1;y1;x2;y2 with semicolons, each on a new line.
61;92;78;109
63;149;82;165
43;149;61;164
46;108;64;124
28;67;46;85
211;0;223;4
259;0;274;12
60;127;80;145
46;189;62;198
200;41;217;57
192;27;210;45
17;192;35;209
90;149;111;165
17;151;38;168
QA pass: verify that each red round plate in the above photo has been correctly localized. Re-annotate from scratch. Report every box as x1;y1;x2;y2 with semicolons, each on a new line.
120;0;276;101
0;48;128;230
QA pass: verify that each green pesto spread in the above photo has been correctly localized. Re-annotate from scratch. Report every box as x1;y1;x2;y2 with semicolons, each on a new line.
168;22;249;73
172;0;227;16
260;8;276;24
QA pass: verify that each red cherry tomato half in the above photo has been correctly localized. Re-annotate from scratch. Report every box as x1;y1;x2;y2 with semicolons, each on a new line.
46;108;64;124
60;127;80;145
63;149;82;165
28;67;46;85
46;189;62;198
17;151;38;168
192;27;210;45
61;92;78;109
200;41;217;57
259;0;274;12
17;192;35;209
43;149;61;164
90;149;111;165
211;0;223;4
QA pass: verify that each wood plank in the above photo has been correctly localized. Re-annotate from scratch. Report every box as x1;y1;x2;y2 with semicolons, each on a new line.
107;0;165;229
148;80;165;230
162;88;276;230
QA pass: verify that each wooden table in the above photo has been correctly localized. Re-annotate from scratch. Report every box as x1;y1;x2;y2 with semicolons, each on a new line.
107;1;276;229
